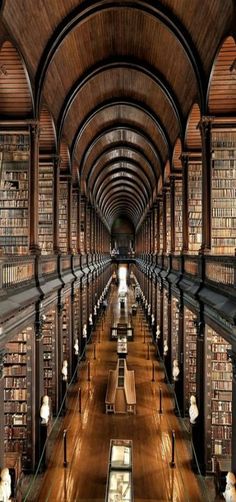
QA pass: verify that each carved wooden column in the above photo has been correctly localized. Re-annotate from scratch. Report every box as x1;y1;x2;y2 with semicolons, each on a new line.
199;117;213;253
162;189;167;254
67;176;72;254
227;350;236;473
181;154;189;253
170;176;175;253
0;351;5;468
53;155;61;254
76;188;80;254
193;315;206;473
29;122;40;254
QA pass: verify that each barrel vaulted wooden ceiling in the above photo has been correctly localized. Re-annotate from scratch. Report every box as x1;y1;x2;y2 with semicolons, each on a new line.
0;0;236;229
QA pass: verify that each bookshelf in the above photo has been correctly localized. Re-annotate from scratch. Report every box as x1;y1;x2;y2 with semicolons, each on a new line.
171;297;179;363
184;307;197;414
62;296;71;364
59;179;68;254
188;162;202;253
166;190;171;253
174;178;183;253
205;325;232;471
80;199;85;254
211;129;236;255
71;190;78;254
163;291;168;354
42;308;57;414
156;287;161;327
159;200;163;253
0;134;30;254
38;162;53;255
4;326;33;470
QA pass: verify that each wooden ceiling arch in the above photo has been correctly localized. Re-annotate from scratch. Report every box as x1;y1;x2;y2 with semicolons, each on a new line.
101;188;144;217
184;103;201;150
39;105;57;154
57;59;183;142
91;163;152;200
106;205;139;225
83;146;157;197
79;125;163;180
207;35;236;114
104;198;142;224
33;0;204;113
172;138;182;170
0;40;33;117
95;178;148;212
72;98;171;171
59;140;71;172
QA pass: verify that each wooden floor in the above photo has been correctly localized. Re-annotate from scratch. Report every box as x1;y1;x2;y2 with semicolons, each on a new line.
26;285;211;501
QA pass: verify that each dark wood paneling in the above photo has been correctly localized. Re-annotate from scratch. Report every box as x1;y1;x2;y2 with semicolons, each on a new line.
208;36;236;114
39;106;56;153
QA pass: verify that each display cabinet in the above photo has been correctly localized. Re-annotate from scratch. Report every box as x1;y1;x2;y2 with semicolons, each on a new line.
105;439;133;502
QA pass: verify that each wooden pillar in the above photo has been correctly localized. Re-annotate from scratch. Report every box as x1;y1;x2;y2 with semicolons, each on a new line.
177;298;184;416
193;314;206;473
227;350;236;473
162;189;167;254
170;176;175;253
53;156;61;254
67;176;72;254
77;190;81;254
29;122;40;254
0;352;5;468
199;116;213;253
181;154;189;252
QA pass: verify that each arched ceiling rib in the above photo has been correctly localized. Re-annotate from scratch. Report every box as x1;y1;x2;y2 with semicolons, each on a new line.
1;0;234;230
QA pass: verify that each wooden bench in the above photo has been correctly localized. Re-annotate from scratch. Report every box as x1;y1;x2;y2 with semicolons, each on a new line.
105;369;117;413
105;359;136;414
124;370;136;414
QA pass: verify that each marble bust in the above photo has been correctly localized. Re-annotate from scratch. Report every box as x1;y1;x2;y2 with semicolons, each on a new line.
74;338;79;355
223;472;236;502
164;340;168;356
62;360;68;381
40;395;50;425
0;468;11;500
89;314;93;325
172;359;180;381
156;325;160;340
151;314;155;326
83;324;87;338
189;395;199;424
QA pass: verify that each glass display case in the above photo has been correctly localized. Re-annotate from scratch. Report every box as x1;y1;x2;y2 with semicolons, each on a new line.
105;440;133;502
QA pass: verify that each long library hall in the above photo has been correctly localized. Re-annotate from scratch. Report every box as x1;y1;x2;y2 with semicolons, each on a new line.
0;1;236;501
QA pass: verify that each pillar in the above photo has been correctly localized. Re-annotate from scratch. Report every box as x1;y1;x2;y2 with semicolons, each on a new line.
199;116;213;253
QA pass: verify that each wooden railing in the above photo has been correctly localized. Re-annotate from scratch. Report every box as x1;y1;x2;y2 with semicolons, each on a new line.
1;255;35;288
205;256;235;287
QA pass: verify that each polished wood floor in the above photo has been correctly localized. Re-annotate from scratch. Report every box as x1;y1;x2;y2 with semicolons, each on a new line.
27;285;210;501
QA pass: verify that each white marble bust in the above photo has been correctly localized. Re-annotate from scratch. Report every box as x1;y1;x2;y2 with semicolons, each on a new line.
93;305;97;316
156;325;160;340
62;360;68;381
164;340;168;356
89;314;93;325
0;468;11;500
189;395;199;424
151;314;155;326
148;304;151;316
40;395;50;425
74;338;79;355
223;472;236;502
83;324;87;338
172;359;180;381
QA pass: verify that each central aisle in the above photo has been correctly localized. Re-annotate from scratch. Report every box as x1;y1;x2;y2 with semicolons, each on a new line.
33;285;206;501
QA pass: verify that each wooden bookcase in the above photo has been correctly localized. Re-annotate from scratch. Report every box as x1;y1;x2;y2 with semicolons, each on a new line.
174;178;183;253
205;325;232;471
211;129;236;255
71;190;78;254
166;190;171;253
59;179;68;254
184;307;197;414
38;162;53;255
62;296;71;364
42;308;57;414
159;200;163;253
4;326;33;470
163;292;168;354
156;287;161;327
188;161;202;253
0;134;30;254
171;297;179;363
